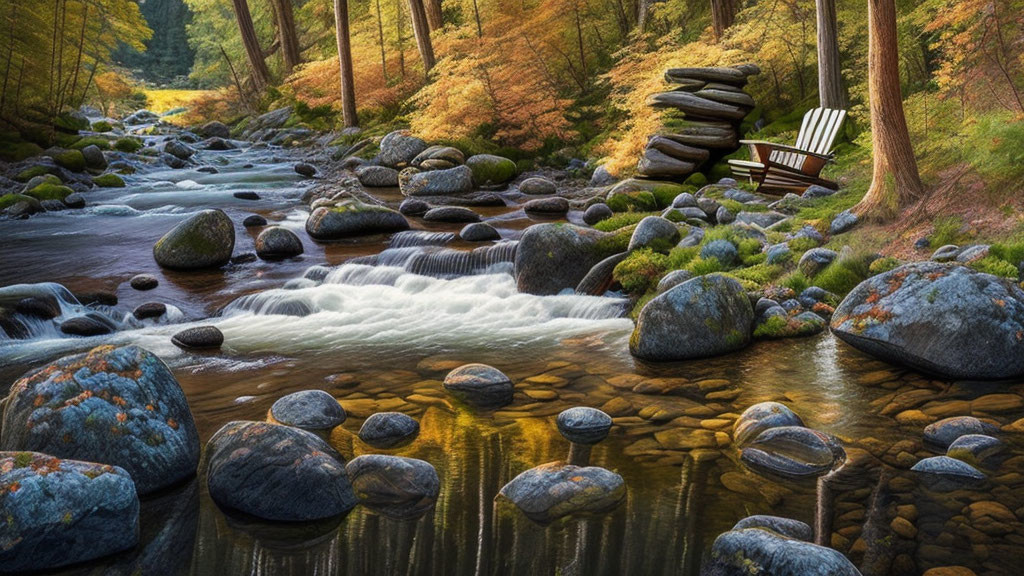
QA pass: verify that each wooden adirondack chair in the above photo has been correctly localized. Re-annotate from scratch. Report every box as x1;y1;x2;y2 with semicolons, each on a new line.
728;107;847;194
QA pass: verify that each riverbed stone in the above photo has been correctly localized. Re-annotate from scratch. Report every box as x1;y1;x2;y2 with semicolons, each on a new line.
519;177;557;195
733;402;805;446
444;363;514;407
557;407;612;445
358;412;420;448
0;452;139;572
399;198;431;216
831;262;1024;379
630;274;753;361
378;130;427;168
524;197;569;215
924;416;997;449
205;421;357;521
0;345;200;495
242;214;267;227
255;226;304;260
412;145;465;167
133;302;166;320
400;165;474;196
171;325;224;350
153;209;235;270
946;434;1003;468
130;274;159;291
423;206;481;223
741;426;842;479
460;222;500;242
498;462;625;524
164;140;194;161
628;216;680;252
81;144;107;169
911;455;986;491
356;165;400;187
346;455;440;519
466;154;517;186
583;203;613;225
705;526;861;576
270;390;346;432
59;313;116;336
515;223;617;295
294;163;316;177
199;121;230;139
306;199;409;239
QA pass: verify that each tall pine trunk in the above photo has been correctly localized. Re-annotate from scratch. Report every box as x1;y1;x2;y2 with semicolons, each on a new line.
710;0;735;42
407;0;435;77
816;0;847;109
334;0;358;127
637;0;653;32
855;0;923;219
231;0;271;91
375;0;388;80
270;0;302;74
424;0;443;31
395;0;406;78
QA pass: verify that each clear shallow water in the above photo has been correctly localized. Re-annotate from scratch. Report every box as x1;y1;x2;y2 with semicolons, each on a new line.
3;141;1024;576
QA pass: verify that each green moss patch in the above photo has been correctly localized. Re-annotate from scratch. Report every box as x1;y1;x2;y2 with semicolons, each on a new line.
114;137;143;153
15;166;55;182
51;149;86;172
607;190;657;212
92;173;126;188
614;249;669;294
25;183;73;201
0;193;37;209
71;136;113;150
594;211;659;232
91;120;113;132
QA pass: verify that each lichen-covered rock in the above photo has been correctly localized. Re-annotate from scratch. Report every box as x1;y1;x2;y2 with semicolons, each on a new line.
306;199;409;240
378;130;427;168
911;456;986;491
153;209;235;270
346;455;440;519
831;262;1024;379
657;269;693;293
741;426;843;480
515;223;617;295
630;274;753;361
0;345;200;494
0;452;139;572
400;165;474;196
703;526;860;576
628;216;680;252
732;515;812;542
498;462;625;524
947;434;1003;468
700;239;738;265
557;407;612;444
443;363;514;408
255;226;304;260
205;421;357;521
270;390;346;432
798;248;837;276
733;402;804;446
358;412;420;448
466;154;516;186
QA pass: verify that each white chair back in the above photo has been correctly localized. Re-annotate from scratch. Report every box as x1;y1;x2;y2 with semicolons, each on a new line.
770;108;847;169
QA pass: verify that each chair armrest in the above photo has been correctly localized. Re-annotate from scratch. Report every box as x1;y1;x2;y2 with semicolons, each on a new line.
739;140;834;161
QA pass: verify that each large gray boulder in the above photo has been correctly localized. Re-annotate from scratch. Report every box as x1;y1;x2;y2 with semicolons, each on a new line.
0;345;200;495
630;274;754;361
0;452;139;572
346;455;440;519
378;130;427;168
306;199;409;240
205;421;357;521
153;209;235;270
703;526;861;575
831;262;1024;379
515;223;617;295
400;165;474;196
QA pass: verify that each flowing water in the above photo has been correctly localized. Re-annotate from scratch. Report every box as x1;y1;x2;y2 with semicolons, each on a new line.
2;139;1024;576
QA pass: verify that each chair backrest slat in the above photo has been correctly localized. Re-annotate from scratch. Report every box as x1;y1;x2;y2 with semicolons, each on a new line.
767;107;847;169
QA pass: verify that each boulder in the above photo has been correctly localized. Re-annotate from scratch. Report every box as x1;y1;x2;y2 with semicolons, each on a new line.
700;239;738;265
171;325;224;350
704;527;861;576
306;199;409;240
741;426;843;479
356;165;400;187
665;66;750;86
294;163;317;178
399;198;431;216
378;130;427;168
830;209;858;235
802;184;837;199
557;407;612;444
243;214;267;227
583;203;613;225
735;211;787;228
733;402;804;446
630;274;754;361
346;455;440;519
647;91;747;121
0;452;139;572
199;121;230;139
946;434;1003;468
423;206;481;223
81;144;107;169
524;197;569;215
270;390;346;433
628;216;680;252
646;135;711;163
460;222;501;242
515;223;617;295
519;177;557;195
637;148;696;178
358;412;420;448
443;363;514;408
931;245;960;262
233;191;259;201
412;145;465;167
466;154;517;186
164;140;195;161
153;209;235;270
400;165;474;196
498;462;625;524
575;252;629;296
0;345;200;494
831;263;1024;379
255;226;304;260
204;137;234;150
205;421;357;521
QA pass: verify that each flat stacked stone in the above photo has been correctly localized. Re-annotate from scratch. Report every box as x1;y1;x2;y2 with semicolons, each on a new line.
637;65;760;180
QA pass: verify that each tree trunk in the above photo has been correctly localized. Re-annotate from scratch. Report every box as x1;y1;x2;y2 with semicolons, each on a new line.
573;0;587;80
334;0;358;127
375;0;388;80
710;0;735;42
471;0;483;37
854;0;923;219
424;0;443;30
270;0;302;74
816;0;847;109
395;0;406;78
407;0;435;76
637;0;653;32
231;0;271;92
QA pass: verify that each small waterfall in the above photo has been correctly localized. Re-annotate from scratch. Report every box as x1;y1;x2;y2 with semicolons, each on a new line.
0;283;124;341
388;230;457;249
344;242;519;280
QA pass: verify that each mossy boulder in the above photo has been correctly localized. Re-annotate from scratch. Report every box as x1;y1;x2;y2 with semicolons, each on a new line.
466;154;517;186
25;183;73;202
608;179;690;210
0;139;44;162
305;199;409;240
630;273;754;361
515;223;621;295
53;110;90;132
607;190;658;212
0;193;43;213
15;165;54;182
153;209;235;270
114;137;143;153
50;149;87;172
92;173;126;188
831;262;1024;379
91;120;114;132
70;136;113;150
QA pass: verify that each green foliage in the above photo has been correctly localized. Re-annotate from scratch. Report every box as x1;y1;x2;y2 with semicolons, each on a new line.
684;256;725;277
14;166;51;182
0;135;45;162
91;121;114;132
795;191;861;223
114;137;144;153
613;249;669;294
0;194;37;210
649;184;693;208
788;236;821;253
753;316;790;339
931;216;967;247
869;257;902;275
92;173;126;188
989;242;1024;266
730;263;784;286
606;191;658;213
667;246;699;270
684;173;707;187
970;255;1019;278
780;271;811;294
71;136;114;150
25;183;72;202
51;150;86;172
594;227;633;255
593;213;654;232
812;252;873;295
